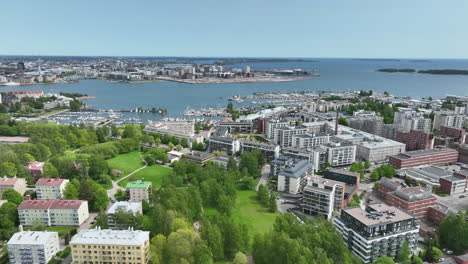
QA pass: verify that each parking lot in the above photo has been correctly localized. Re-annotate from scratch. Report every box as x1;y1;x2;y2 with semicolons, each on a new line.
437;194;468;213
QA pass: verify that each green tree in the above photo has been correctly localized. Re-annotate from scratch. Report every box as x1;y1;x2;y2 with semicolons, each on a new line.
338;117;349;126
396;241;411;264
373;256;394;264
227;157;238;171
150;234;167;264
43;162;59;178
2;189;24;205
232;252;248;264
115;189;127;201
63;179;79;199
0;161;17;176
95;209;108;229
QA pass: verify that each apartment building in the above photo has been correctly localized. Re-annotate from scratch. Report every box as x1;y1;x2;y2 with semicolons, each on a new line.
208;136;240;155
0;176;27;197
396;129;434;151
439;175;466;195
107;201;143;229
291;132;330;148
182;151;214;166
324;168;360;207
239;139;280;162
322;141;356;167
433;111;466;130
389;148;459;169
18;199;89;226
126;180;152;202
277;160;314;194
70;227;150;264
301;175;345;219
7;230;60;264
265;120;289;138
273;126;308;147
333;203;419;263
35;178;69;200
218;121;253;134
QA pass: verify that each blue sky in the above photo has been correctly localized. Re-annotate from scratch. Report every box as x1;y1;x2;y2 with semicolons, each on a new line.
1;0;467;58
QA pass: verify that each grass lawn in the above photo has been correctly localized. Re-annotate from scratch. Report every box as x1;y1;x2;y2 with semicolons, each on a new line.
118;165;172;188
205;190;279;235
107;151;144;178
232;190;279;234
25;226;76;237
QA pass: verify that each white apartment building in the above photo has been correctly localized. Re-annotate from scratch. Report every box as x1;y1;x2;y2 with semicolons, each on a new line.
322;141;356;167
107;201;143;229
277;160;314;194
0;176;27;197
18;199;89;226
433;111;467;130
266;120;289;138
35;178;69;200
274;126;308;147
70;227;150;264
126;180;152;202
301;176;345;220
398;117;432;133
291;132;330;148
7;230;60;264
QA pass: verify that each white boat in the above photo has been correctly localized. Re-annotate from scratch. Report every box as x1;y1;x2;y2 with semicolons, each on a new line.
1;82;20;86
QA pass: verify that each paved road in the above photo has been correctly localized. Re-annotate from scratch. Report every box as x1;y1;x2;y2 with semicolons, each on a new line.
256;164;270;191
78;212;97;232
107;159;147;200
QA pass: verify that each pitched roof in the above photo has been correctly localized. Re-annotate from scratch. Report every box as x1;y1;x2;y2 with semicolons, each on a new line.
27;161;44;170
36;178;68;186
0;176;24;186
18;199;86;210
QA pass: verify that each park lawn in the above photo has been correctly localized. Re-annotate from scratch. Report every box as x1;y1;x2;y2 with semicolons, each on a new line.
107;151;144;178
203;190;279;234
118;165;172;188
232;190;279;234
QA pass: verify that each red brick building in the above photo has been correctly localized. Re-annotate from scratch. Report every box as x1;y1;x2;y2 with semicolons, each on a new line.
396;129;434;151
438;126;467;145
427;203;452;224
378;178;437;220
389;148;459;169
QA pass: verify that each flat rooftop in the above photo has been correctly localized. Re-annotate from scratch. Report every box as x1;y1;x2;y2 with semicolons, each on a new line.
0;136;29;143
343;203;414;227
70;228;149;246
8;231;57;245
126;180;151;189
107;201;142;214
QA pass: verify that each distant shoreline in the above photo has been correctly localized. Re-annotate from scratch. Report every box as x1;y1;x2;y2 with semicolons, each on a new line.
155;76;311;84
377;68;468;75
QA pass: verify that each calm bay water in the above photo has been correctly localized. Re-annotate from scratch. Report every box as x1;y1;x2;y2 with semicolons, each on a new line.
2;58;468;121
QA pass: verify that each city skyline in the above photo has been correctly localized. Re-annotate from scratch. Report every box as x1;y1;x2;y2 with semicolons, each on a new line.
2;0;468;59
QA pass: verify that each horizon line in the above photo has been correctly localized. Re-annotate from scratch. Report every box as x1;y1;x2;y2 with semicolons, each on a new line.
0;54;468;60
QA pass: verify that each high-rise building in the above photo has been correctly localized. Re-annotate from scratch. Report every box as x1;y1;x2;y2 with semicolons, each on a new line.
70;228;150;264
333;203;419;263
7;230;60;264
